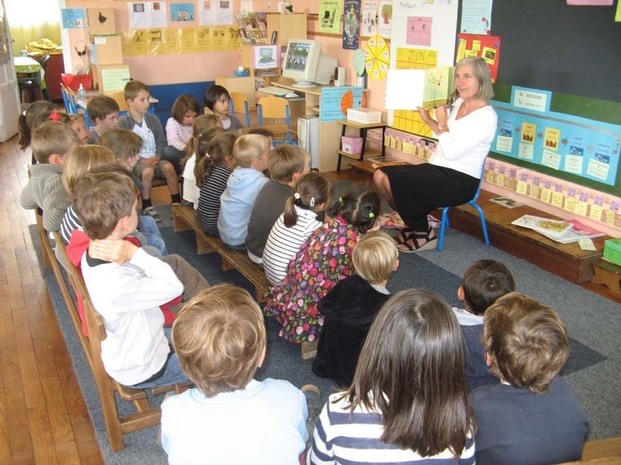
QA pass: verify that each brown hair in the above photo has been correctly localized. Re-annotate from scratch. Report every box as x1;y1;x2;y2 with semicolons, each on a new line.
462;259;515;315
353;230;398;285
171;94;201;123
247;127;273;138
232;134;268;168
31;121;79;164
74;165;136;240
62;145;116;196
483;292;569;394
194;129;234;185
345;288;472;457
17;100;56;150
32;110;71;129
283;172;332;228
172;284;266;396
86;94;120;121
268;145;309;183
331;186;381;234
182;114;222;166
99;128;143;161
124;80;150;102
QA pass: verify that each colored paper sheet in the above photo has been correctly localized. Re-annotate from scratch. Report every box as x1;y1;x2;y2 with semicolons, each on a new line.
361;1;379;36
460;0;493;34
456;34;500;82
319;0;344;33
170;3;195;22
319;86;363;122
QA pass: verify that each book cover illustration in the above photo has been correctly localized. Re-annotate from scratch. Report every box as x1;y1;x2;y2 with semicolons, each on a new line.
343;0;361;50
511;214;572;240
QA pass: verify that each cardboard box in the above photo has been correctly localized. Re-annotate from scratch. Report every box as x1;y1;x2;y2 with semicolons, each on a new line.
603;238;621;267
90;35;123;65
88;8;116;36
341;136;363;155
91;64;130;93
347;107;382;124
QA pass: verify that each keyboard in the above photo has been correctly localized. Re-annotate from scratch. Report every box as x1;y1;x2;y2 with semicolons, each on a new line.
259;86;291;96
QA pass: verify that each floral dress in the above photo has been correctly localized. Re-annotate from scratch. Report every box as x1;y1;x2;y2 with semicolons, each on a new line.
264;216;362;343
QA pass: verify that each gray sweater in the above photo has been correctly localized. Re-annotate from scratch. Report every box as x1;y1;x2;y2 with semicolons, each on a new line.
119;112;167;157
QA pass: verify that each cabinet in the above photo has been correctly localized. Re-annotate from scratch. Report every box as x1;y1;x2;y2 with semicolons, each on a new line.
215;75;257;109
266;13;307;47
336;120;386;170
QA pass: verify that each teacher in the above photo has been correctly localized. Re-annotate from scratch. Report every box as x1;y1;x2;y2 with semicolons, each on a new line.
374;56;498;252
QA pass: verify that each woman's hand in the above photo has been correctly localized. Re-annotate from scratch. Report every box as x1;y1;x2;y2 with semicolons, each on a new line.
417;107;431;124
435;105;448;128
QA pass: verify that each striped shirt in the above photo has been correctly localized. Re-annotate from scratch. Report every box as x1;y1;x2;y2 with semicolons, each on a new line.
196;164;234;235
60;204;81;244
309;393;476;465
262;206;323;286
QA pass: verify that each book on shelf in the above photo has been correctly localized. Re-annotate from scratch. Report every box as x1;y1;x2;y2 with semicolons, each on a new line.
489;196;526;209
511;214;605;244
237;13;268;45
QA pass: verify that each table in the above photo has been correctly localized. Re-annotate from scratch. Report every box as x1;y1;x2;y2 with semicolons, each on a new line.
14;56;44;103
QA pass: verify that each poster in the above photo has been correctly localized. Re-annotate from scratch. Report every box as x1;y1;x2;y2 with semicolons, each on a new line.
361;0;378;36
343;0;361;49
319;0;343;33
170;3;195;22
61;9;86;29
378;0;392;37
455;34;500;82
460;0;492;34
320;86;363;122
128;2;167;29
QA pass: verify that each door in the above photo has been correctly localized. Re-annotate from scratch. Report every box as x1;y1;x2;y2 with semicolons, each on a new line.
0;0;20;142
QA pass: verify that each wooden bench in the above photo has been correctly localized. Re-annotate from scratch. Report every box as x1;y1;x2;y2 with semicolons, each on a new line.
172;204;270;303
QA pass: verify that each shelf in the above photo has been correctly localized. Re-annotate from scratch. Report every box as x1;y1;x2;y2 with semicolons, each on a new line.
337;149;382;160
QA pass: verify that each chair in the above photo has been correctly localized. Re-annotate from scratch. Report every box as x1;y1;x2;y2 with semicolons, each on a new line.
51;232;191;451
256;95;296;145
17;54;49;103
230;92;251;127
436;167;490;251
60;84;78;114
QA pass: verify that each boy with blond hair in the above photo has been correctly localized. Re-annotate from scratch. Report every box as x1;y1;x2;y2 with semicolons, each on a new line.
312;230;399;387
75;167;208;388
161;284;310;465
217;133;269;249
119;80;181;221
452;259;515;391
20;121;79;231
87;94;120;144
471;292;588;465
245;144;310;264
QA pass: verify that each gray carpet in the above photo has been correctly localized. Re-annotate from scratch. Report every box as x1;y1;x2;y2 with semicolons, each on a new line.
34;209;620;463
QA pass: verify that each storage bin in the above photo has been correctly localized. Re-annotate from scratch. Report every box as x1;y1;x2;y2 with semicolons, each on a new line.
61;73;93;91
341;136;363;155
603;238;621;266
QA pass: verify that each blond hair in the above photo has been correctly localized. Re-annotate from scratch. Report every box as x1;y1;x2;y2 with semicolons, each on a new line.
31;121;79;163
232;134;268;168
483;292;569;394
62;145;116;196
184;114;222;164
172;284;266;396
268;145;309;183
353;230;398;285
100;128;144;161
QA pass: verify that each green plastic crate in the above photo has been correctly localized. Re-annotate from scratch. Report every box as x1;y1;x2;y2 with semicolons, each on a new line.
603;238;621;266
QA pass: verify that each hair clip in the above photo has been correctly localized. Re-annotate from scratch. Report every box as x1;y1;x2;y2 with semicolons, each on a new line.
294;192;301;200
338;197;343;203
309;196;315;207
48;110;62;121
368;212;375;219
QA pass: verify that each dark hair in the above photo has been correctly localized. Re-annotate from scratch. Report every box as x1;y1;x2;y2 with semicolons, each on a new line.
204;84;230;111
331;186;381;233
194;130;237;185
86;95;120;121
32;110;71;130
283;172;332;228
462;259;515;315
345;288;473;457
171;94;201;123
18;100;56;150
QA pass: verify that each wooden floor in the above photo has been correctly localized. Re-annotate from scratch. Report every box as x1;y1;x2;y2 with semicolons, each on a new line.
0;135;104;465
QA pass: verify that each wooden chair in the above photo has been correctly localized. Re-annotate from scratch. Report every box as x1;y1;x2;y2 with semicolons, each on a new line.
51;232;190;451
257;95;296;145
230;92;251;127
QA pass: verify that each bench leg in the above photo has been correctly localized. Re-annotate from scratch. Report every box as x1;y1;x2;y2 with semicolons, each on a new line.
196;237;216;255
221;258;235;271
172;214;192;233
256;289;267;304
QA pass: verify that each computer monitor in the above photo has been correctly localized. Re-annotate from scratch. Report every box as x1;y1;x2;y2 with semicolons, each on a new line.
282;39;338;88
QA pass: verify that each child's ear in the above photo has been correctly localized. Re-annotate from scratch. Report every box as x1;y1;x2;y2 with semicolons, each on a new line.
392;258;400;272
48;153;63;166
257;345;267;368
457;286;465;301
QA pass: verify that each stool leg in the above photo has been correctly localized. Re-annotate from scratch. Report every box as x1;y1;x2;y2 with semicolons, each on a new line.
437;207;450;251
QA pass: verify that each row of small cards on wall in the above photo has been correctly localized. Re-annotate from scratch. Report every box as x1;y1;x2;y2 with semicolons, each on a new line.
382;128;621;233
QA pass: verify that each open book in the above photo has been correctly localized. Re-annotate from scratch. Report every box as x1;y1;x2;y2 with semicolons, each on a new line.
512;215;605;243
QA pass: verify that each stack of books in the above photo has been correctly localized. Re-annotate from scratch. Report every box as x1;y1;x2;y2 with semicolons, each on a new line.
512;215;605;244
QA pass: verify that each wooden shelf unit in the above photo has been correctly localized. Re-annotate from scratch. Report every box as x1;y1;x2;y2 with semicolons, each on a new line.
336;119;386;171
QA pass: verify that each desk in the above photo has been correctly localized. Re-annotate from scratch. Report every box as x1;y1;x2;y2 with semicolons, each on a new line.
14;56;44;103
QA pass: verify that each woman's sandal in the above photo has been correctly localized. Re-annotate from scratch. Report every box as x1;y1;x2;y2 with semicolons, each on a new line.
395;228;437;253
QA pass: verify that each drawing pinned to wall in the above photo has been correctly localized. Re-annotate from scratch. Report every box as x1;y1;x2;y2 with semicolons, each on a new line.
170;3;195;22
460;0;492;34
343;0;361;49
378;0;392;37
319;0;343;34
364;34;389;79
129;2;167;29
361;0;378;37
61;9;86;29
200;1;218;25
456;33;500;82
407;17;432;46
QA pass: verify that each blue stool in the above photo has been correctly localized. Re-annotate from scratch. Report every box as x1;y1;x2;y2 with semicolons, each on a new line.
437;178;490;251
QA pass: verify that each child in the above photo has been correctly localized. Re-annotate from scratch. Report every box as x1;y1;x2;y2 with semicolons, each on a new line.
195;130;236;235
308;288;476;464
161;284;310;464
217;134;269;248
67;114;90;145
264;186;380;344
74;168;209;388
59;145;117;244
17;100;56;163
181;114;222;207
452;259;515;391
204;84;244;131
245;144;310;265
262;172;332;287
86;94;120;144
312;230;398;387
20;121;79;231
100;128;168;256
119;80;180;220
470;292;589;465
163;94;201;174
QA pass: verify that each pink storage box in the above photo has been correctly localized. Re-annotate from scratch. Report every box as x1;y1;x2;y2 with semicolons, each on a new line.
341;136;363;155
